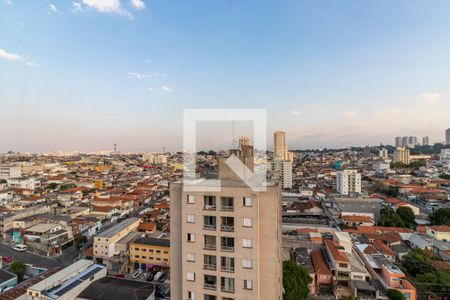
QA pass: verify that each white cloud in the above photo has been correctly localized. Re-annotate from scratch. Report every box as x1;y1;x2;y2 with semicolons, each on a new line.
128;71;168;79
72;1;83;12
161;85;172;92
0;48;37;66
48;4;61;14
130;0;145;10
419;92;442;103
81;0;134;19
342;110;357;118
4;0;12;5
0;48;23;61
148;87;156;92
144;58;151;63
289;110;301;116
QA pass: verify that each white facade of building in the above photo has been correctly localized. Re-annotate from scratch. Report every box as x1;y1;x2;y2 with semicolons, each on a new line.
336;169;361;195
268;160;293;189
142;153;167;165
0;165;21;180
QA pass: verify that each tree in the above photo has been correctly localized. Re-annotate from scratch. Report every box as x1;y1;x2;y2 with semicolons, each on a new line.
283;260;312;300
416;270;450;297
10;260;25;281
387;289;406;300
428;208;450;226
379;206;406;228
74;235;87;248
396;207;415;228
402;249;433;276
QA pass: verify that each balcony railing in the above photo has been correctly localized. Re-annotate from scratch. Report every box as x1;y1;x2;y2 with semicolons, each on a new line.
220;205;234;212
203;224;217;230
203;205;216;211
204;244;217;251
220;225;234;232
221;265;235;272
221;245;234;252
203;264;217;270
221;286;235;293
204;283;217;290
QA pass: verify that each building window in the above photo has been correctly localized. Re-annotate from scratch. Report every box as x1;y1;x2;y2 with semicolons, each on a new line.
204;196;216;210
221;256;235;272
243;197;252;207
187;291;196;300
221;277;235;293
242;239;252;248
338;263;348;268
243;218;252;227
221;197;234;211
221;237;235;252
187;272;196;282
187;214;196;223
187;233;196;242
204;235;217;250
187;253;196;262
204;215;217;230
204;254;217;270
187;195;195;204
242;259;252;269
243;279;253;290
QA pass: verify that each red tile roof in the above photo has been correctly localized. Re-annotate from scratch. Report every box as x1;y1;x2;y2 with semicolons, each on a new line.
324;239;348;262
311;250;332;276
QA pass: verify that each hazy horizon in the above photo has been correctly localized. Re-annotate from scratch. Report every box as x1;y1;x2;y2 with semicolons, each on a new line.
1;0;450;152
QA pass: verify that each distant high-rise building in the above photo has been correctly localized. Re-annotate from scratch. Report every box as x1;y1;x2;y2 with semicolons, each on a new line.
268;160;293;189
274;131;287;160
395;137;402;147
170;146;283;300
238;136;251;149
336;169;361;195
363;146;371;157
393;147;410;165
379;148;388;159
401;136;409;148
408;136;418;148
446;128;450;145
422;136;430;146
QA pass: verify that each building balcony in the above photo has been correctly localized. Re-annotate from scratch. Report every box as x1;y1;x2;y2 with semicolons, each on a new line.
203;264;217;271
203;224;217;231
204;244;217;251
221;286;235;293
220;225;234;232
203;205;216;211
204;283;217;290
220;205;234;212
221;246;234;252
221;265;235;272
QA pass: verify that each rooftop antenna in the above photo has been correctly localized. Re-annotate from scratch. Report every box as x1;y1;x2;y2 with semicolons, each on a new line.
113;143;117;153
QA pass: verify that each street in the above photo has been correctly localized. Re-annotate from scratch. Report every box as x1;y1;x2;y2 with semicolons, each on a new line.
0;243;79;269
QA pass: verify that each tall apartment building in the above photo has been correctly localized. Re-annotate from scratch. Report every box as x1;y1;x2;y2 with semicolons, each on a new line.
268;160;293;189
170;146;283;300
274;131;287;160
142;153;167;165
238;136;251;149
395;137;402;147
0;165;21;180
422;136;429;146
379;148;388;159
393;147;410;165
336;169;361;195
446;128;450;145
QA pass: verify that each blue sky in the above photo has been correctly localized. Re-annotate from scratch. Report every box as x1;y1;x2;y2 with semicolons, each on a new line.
1;0;450;152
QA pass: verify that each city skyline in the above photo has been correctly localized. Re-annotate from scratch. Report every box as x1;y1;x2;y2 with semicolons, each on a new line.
2;0;450;152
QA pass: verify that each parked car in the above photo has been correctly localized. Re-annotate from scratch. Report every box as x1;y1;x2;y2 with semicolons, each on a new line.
132;269;143;279
12;244;27;252
156;286;170;298
115;273;125;278
2;256;13;263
